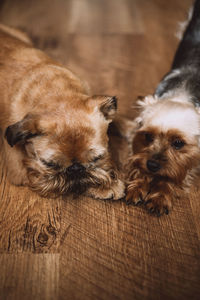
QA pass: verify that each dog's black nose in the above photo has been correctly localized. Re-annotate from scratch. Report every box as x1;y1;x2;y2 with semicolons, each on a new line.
146;160;161;172
67;162;86;175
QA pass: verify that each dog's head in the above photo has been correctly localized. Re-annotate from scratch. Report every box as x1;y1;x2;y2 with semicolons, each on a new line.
5;95;118;197
129;95;200;183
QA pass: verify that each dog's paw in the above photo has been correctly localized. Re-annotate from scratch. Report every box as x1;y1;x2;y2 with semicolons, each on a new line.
144;193;172;216
126;179;149;205
87;179;125;201
111;179;125;200
126;189;144;206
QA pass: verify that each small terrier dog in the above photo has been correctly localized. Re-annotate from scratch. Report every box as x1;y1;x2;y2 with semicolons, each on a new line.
0;24;125;200
126;0;200;215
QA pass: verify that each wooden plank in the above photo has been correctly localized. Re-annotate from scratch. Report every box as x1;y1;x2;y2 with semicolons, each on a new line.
0;254;59;300
0;0;144;35
66;0;144;34
59;195;200;300
0;0;199;300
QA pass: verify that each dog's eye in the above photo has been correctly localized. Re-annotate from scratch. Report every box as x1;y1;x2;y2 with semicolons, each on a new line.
171;140;185;150
144;132;154;143
41;159;60;169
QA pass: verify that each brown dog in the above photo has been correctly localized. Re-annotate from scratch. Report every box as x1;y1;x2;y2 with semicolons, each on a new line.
0;24;125;200
125;96;200;216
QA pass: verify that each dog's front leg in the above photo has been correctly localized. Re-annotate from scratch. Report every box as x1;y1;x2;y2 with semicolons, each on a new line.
87;176;125;201
143;180;174;216
126;168;151;205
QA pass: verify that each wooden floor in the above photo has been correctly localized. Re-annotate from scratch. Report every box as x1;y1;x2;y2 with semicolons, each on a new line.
0;0;200;299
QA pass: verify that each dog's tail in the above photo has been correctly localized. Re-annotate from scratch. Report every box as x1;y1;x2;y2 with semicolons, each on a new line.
172;0;200;69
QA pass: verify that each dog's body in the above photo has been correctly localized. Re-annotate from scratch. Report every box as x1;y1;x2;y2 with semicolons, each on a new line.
156;0;200;105
0;24;125;200
126;0;200;215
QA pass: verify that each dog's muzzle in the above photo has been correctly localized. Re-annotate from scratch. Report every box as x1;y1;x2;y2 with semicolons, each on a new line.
66;162;86;179
65;162;89;195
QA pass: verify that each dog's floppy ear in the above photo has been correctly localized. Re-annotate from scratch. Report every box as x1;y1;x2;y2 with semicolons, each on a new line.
5;113;40;147
91;95;117;120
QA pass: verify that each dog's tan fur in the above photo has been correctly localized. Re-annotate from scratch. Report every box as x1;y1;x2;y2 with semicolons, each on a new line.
125;95;200;216
0;24;125;200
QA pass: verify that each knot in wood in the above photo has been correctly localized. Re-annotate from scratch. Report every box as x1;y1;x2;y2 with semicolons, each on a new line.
37;232;49;245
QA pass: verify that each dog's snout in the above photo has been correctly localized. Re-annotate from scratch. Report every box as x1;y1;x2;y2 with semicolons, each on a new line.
67;162;86;174
146;160;161;172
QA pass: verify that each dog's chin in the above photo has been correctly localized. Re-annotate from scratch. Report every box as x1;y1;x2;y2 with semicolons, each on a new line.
26;167;112;198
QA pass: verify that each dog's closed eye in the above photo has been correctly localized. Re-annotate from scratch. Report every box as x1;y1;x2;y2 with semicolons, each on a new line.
92;154;104;162
41;159;60;170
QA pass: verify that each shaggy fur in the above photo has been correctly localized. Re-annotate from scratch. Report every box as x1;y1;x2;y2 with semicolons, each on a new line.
0;24;125;200
126;0;200;215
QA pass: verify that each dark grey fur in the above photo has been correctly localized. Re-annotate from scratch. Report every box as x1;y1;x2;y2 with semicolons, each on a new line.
155;0;200;107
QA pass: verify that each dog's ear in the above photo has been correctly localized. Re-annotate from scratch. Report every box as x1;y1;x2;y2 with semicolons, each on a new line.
90;95;117;120
136;95;159;107
5;113;40;147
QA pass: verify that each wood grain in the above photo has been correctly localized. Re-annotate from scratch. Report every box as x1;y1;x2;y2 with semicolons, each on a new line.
0;254;59;300
1;0;200;300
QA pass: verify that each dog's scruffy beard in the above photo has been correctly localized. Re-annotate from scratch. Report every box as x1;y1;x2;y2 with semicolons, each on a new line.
24;158;117;198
